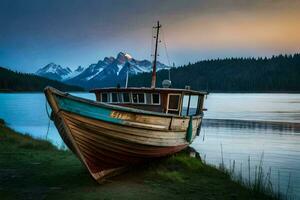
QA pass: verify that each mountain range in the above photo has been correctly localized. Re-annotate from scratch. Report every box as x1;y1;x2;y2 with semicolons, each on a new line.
36;52;170;89
2;53;299;92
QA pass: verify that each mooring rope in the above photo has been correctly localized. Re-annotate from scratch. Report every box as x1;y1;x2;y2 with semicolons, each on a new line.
150;25;155;60
161;28;171;67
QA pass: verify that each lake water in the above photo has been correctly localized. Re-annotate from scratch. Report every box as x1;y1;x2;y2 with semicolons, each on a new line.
0;93;299;198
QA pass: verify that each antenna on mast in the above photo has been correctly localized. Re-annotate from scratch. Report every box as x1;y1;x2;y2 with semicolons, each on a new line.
125;68;129;88
124;62;130;88
151;21;161;89
169;62;175;81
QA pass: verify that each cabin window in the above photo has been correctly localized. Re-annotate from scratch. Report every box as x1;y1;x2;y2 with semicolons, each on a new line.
122;93;130;103
138;93;145;103
118;93;123;103
189;95;199;115
101;93;108;103
152;93;160;104
181;95;199;116
181;95;189;116
146;93;152;104
132;93;145;104
132;93;138;103
111;93;118;103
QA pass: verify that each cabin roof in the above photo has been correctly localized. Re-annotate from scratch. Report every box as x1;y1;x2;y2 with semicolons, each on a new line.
89;87;208;95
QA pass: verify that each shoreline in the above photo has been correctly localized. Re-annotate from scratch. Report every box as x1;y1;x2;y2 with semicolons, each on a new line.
0;90;87;94
0;119;276;199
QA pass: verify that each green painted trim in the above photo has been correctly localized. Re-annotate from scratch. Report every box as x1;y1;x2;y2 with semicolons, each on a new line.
55;95;123;124
186;116;193;143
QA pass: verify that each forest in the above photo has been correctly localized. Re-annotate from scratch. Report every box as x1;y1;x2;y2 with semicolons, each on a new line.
0;67;84;92
127;54;300;92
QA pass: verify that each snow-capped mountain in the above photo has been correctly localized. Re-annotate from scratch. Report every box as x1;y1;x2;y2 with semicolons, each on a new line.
36;63;72;81
36;52;170;88
68;66;85;79
66;52;170;88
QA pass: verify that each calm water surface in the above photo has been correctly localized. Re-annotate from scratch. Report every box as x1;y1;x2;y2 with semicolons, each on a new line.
0;93;299;198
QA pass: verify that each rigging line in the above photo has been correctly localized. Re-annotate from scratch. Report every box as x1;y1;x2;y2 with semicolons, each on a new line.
45;98;51;140
46;116;50;140
161;28;171;67
45;99;51;119
150;26;155;60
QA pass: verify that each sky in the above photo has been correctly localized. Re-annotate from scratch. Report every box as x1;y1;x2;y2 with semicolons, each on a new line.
0;0;300;73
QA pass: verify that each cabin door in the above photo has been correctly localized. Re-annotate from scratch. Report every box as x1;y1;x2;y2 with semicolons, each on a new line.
166;94;181;115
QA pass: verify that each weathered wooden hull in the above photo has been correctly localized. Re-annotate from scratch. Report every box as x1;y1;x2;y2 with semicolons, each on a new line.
44;87;203;181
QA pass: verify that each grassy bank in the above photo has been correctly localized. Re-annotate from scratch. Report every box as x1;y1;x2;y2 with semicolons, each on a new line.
0;119;274;200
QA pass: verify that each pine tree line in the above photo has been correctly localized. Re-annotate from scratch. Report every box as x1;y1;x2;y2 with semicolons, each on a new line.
0;67;84;92
127;54;300;92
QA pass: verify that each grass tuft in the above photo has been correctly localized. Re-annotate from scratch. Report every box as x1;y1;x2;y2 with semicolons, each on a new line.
167;153;204;171
216;146;295;200
156;170;185;183
0;122;56;151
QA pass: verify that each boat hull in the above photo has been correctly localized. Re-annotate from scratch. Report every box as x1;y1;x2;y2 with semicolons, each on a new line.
45;87;202;181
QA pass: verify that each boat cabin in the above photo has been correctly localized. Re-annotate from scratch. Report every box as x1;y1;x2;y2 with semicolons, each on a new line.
90;87;207;116
89;22;208;117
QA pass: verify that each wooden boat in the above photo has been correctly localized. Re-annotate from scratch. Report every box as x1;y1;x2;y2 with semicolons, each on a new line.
44;21;208;182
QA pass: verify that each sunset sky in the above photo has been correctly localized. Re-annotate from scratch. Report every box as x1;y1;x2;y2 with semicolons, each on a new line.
1;0;300;72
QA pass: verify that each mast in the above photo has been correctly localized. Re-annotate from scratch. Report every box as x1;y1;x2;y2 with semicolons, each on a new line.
151;21;161;88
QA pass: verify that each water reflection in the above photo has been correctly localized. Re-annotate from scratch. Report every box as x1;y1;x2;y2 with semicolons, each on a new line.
192;119;300;199
203;119;300;134
205;93;300;123
0;93;95;147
